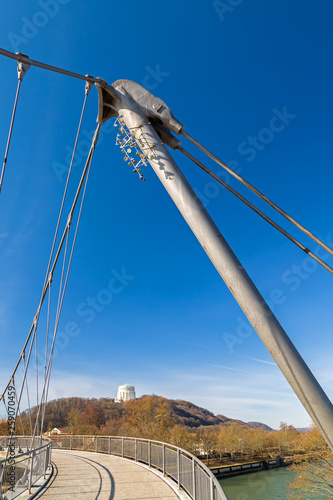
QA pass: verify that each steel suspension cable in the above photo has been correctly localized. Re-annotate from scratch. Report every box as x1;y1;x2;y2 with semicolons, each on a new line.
23;354;33;438
54;231;70;335
178;146;333;275
40;283;52;438
3;377;27;462
0;124;101;403
12;378;28;447
12;322;38;440
35;323;39;415
39;142;96;436
31;230;70;444
0;60;30;195
0;63;94;417
0;47;99;84
1;398;8;419
40;80;92;320
0;80;21;194
181;130;333;257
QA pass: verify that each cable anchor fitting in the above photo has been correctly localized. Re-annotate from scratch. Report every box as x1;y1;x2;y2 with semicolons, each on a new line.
85;76;94;96
16;52;31;81
33;311;40;327
92;128;100;149
67;212;73;228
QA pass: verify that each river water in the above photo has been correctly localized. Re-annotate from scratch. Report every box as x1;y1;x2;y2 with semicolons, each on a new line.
219;466;313;500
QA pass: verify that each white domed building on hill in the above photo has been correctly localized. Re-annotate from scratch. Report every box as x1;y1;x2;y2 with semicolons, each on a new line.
115;384;136;402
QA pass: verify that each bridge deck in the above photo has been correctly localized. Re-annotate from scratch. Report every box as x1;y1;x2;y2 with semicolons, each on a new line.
33;449;182;499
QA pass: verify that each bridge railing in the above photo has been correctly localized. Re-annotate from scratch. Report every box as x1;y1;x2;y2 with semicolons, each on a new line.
50;434;228;500
0;436;52;499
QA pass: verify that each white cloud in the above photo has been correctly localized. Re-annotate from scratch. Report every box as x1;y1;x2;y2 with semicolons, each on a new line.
246;356;277;366
209;364;249;373
1;351;329;431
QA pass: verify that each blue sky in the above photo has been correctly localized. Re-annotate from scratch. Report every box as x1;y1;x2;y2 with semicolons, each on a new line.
0;0;332;429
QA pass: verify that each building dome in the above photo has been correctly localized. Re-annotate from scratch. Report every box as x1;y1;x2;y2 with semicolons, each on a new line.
115;384;136;402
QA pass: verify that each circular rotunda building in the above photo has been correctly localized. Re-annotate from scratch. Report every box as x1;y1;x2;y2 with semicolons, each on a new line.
115;384;136;402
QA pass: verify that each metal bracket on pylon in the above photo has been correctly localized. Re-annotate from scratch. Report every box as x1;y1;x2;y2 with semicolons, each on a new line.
85;75;94;96
16;52;31;81
95;79;184;135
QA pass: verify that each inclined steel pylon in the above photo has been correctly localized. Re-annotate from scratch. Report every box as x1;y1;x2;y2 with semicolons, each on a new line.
96;79;333;452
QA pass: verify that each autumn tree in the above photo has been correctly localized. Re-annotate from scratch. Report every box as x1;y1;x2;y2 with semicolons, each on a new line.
218;423;245;460
198;428;218;466
167;424;198;454
82;404;101;432
278;422;299;456
250;428;268;458
68;408;83;434
124;395;174;440
0;418;9;436
288;427;333;499
101;418;122;436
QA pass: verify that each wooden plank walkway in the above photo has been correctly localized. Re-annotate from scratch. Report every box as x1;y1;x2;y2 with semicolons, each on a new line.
32;449;183;499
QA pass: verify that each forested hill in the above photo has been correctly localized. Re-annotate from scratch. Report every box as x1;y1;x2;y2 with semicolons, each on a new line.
31;395;271;432
168;399;272;430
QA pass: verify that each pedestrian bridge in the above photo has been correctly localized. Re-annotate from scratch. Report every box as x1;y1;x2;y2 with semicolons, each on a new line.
34;449;184;499
0;435;228;499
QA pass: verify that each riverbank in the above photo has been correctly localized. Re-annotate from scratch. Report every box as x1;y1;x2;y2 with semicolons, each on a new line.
210;456;291;479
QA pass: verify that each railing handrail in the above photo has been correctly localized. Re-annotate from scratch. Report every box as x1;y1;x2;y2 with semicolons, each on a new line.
0;436;51;465
50;434;228;500
0;435;52;498
53;435;216;479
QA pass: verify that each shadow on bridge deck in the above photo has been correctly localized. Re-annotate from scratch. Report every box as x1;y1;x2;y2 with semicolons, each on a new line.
32;449;187;499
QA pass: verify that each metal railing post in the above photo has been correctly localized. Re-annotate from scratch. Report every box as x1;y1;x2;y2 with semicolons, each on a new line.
177;448;180;489
44;447;48;479
31;436;227;499
162;443;165;476
210;476;214;500
0;464;4;496
192;459;196;500
28;451;34;494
